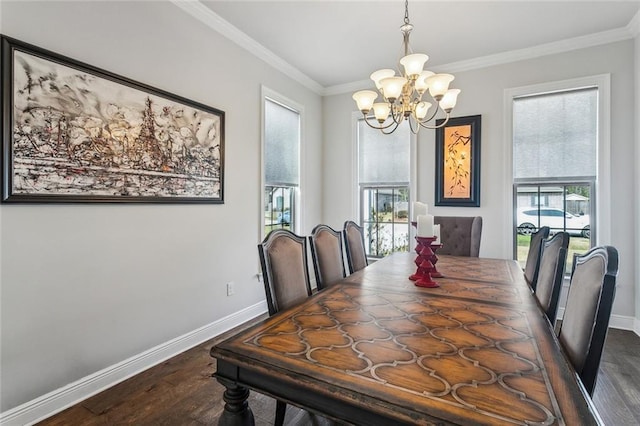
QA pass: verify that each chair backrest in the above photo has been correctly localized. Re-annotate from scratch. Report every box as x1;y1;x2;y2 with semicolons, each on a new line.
343;220;368;274
433;216;483;257
557;245;619;395
258;229;313;316
534;231;569;325
524;226;551;289
309;224;346;290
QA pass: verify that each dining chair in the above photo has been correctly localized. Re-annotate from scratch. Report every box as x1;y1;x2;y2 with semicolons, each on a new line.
557;245;619;396
533;231;569;325
524;226;551;290
433;216;483;257
343;220;368;274
309;224;346;290
257;229;313;425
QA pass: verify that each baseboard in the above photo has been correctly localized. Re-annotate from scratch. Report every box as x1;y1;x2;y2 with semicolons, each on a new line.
634;318;640;336
0;301;268;426
608;314;638;332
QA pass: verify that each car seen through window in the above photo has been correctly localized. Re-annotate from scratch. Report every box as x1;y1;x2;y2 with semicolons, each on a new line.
517;207;590;238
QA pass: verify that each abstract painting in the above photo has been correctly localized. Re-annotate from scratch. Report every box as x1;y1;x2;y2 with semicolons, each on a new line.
1;36;225;203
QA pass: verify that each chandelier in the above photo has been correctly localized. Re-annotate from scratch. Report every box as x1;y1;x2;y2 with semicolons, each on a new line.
352;0;460;134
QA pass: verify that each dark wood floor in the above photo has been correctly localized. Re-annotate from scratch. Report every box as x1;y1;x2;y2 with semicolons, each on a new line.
38;320;640;426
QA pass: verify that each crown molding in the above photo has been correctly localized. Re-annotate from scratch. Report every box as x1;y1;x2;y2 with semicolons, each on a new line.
444;26;634;75
173;1;637;98
322;78;372;97
170;0;324;95
324;25;636;96
630;9;640;37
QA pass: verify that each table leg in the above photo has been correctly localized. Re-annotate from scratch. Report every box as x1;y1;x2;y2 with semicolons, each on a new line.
216;378;255;426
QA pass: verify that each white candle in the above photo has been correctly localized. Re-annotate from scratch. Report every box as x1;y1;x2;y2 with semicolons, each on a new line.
417;214;434;237
434;224;441;244
412;202;428;222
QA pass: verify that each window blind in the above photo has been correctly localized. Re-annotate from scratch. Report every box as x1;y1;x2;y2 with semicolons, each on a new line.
265;98;300;186
513;88;597;180
358;119;410;185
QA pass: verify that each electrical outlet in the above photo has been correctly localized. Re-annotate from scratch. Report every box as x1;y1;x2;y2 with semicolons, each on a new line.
226;282;235;296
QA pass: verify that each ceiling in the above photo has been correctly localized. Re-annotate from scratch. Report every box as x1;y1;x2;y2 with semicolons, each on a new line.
199;1;640;91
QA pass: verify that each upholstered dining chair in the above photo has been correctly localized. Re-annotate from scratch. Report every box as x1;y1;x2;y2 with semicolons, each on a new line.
343;220;368;274
257;229;313;425
557;245;619;396
433;216;483;257
309;224;346;290
534;231;569;325
524;226;551;290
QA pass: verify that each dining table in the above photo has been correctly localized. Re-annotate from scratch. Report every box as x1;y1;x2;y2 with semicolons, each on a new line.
210;252;602;425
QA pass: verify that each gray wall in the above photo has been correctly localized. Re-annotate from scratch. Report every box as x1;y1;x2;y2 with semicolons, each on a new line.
0;1;323;411
323;41;636;317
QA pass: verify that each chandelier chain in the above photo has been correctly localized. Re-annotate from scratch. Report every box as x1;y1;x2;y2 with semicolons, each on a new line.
404;0;410;25
351;0;460;133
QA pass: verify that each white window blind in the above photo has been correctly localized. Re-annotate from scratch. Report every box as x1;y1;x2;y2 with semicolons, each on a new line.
513;88;597;180
358;119;410;185
265;98;300;186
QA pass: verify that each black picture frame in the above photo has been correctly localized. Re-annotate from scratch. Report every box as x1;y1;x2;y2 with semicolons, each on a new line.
435;114;481;207
1;35;225;203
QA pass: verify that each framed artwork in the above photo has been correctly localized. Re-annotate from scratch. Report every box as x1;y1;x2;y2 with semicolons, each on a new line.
435;115;481;207
1;35;225;203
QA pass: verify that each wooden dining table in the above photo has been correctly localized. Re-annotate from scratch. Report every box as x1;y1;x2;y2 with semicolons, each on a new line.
210;252;602;425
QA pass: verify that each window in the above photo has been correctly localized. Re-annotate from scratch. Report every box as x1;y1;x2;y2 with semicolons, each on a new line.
510;82;606;271
263;93;300;236
356;118;411;257
516;191;593;237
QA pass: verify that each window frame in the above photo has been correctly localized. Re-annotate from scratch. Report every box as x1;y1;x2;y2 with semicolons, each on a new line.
513;182;595;272
503;75;611;258
264;185;296;234
360;184;411;258
352;113;417;258
261;87;303;239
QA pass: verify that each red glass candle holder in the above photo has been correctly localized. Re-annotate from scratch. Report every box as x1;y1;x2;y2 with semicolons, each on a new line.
430;243;444;278
410;235;439;288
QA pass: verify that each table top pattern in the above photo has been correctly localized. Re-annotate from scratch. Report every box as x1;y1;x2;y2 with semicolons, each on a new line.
344;254;526;286
417;278;532;306
342;253;532;306
436;255;526;285
226;285;561;425
214;254;599;425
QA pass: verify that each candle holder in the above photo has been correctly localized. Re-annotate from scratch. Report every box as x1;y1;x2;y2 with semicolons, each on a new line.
430;243;444;278
410;236;439;288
